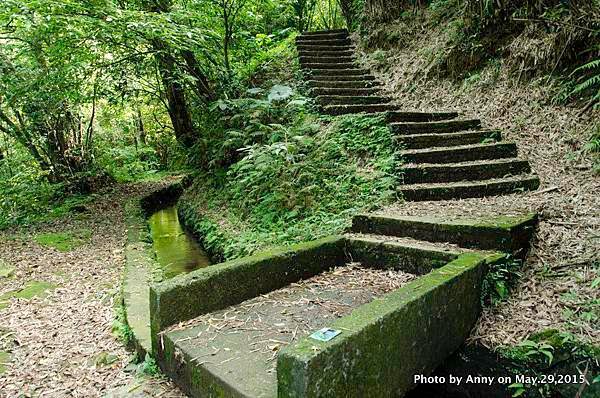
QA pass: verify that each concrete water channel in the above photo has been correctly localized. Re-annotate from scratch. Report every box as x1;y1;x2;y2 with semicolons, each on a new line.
126;185;589;397
148;205;211;279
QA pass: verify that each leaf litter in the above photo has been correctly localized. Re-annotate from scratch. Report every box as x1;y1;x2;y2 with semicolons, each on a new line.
0;179;185;397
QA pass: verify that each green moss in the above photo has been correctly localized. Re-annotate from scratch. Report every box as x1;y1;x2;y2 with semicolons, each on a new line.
0;260;14;279
277;252;494;397
35;229;92;252
0;280;57;309
93;351;119;367
0;350;10;374
472;213;538;230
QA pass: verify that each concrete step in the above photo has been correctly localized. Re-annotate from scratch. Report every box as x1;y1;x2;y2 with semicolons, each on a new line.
309;68;371;76
346;235;462;275
387;111;459;123
295;38;351;46
396;130;501;149
308;78;379;86
297;44;354;52
317;95;391;105
402;158;532;184
400;142;518;164
391;119;482;134
301;62;356;70
323;103;401;115
350;213;539;252
398;174;541;201
298;50;355;58
312;87;381;96
296;31;349;41
300;56;354;64
398;175;540;201
300;28;348;36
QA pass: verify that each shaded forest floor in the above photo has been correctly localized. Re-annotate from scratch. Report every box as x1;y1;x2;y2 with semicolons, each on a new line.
0;182;183;397
358;25;600;348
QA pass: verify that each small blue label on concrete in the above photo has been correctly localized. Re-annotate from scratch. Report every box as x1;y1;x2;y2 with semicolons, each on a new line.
310;328;341;342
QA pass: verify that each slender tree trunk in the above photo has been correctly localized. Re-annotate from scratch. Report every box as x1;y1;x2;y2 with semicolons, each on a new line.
137;108;147;146
154;43;197;148
147;0;198;148
182;50;215;101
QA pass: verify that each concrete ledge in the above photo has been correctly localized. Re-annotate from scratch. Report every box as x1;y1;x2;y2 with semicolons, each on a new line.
150;236;347;351
346;236;461;275
351;213;538;253
277;252;503;398
122;199;156;357
122;179;186;357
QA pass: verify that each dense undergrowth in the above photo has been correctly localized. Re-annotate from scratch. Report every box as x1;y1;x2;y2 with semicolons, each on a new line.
181;94;400;259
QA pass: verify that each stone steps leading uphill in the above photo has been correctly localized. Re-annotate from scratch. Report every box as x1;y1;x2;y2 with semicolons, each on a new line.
296;29;540;201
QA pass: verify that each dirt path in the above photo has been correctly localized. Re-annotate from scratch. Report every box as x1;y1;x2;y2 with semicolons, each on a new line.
0;182;183;397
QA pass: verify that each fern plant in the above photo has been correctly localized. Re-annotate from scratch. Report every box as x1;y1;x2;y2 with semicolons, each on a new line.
571;57;600;109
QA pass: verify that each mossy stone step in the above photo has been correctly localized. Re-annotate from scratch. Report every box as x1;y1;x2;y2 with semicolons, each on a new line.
400;142;518;164
295;38;351;46
402;158;532;184
312;87;381;96
317;95;391;105
300;56;354;64
391;119;481;134
396;130;501;149
308;80;380;89
301;62;357;70
309;68;370;76
298;49;355;58
296;32;349;41
322;103;401;115
398;174;541;201
309;74;377;83
300;28;348;36
387;111;458;123
297;44;354;52
351;213;539;252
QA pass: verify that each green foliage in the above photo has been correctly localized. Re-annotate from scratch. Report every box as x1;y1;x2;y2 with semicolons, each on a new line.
35;229;92;252
183;87;400;259
112;303;134;347
481;255;523;306
583;125;600;174
571;56;600;108
138;354;160;376
237;34;299;87
98;145;160;183
0;140;95;229
501;329;600;368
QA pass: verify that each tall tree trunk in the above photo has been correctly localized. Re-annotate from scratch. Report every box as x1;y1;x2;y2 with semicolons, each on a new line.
137;108;146;146
147;0;198;148
154;43;197;148
182;50;215;102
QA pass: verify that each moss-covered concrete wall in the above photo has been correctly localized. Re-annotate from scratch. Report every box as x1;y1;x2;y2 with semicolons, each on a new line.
277;252;504;398
346;235;460;274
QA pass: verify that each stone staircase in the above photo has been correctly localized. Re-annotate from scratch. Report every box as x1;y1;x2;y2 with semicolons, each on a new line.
297;29;540;201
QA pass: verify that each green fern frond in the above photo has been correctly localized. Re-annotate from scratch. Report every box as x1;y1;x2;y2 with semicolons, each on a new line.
573;58;600;74
573;75;600;94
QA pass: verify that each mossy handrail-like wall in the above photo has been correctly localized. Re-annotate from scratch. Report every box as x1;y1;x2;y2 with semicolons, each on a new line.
277;252;504;398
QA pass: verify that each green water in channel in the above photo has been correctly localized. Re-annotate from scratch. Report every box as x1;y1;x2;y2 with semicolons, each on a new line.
148;205;211;278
